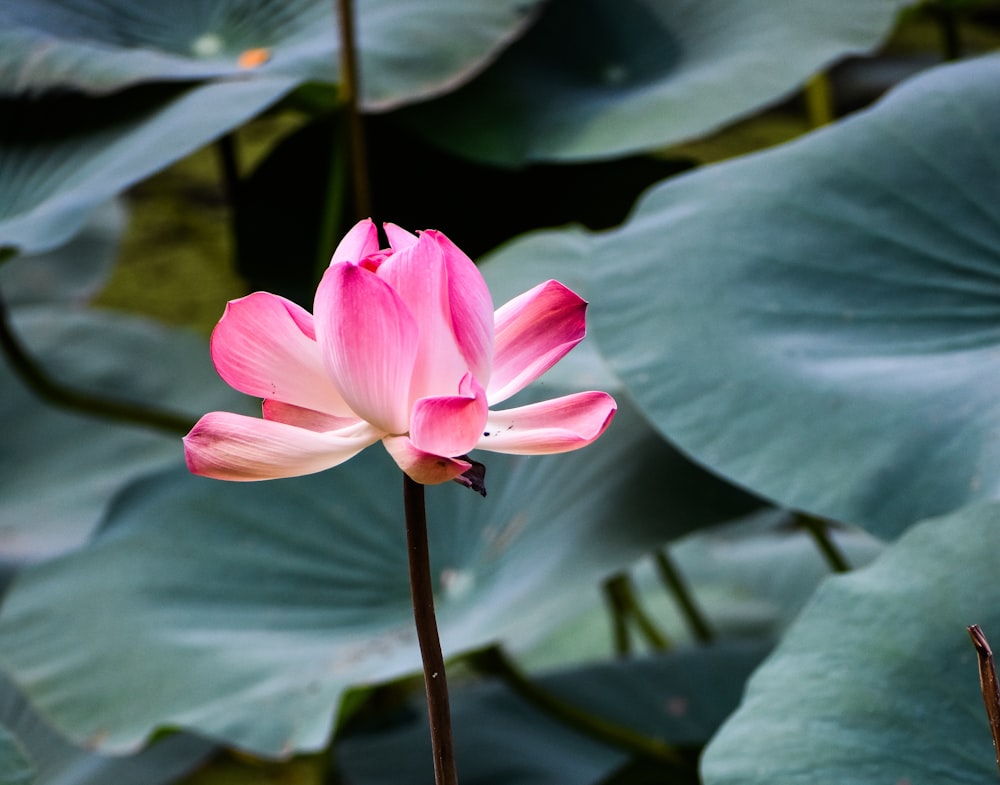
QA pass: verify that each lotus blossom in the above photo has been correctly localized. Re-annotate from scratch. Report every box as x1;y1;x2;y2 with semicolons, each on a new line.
183;219;616;494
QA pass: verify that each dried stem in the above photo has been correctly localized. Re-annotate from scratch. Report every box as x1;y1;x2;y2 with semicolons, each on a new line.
403;476;457;785
968;624;1000;780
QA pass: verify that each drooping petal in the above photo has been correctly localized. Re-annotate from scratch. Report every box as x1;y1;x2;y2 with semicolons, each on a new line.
330;218;381;265
477;392;616;454
382;435;472;485
376;232;474;402
184;412;382;481
487;280;587;405
262;400;361;432
314;262;417;434
211;292;356;417
409;373;489;457
383;222;418;250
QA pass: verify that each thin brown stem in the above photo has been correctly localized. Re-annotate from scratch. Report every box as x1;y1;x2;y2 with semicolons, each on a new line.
968;624;1000;780
603;573;670;652
796;513;852;573
335;0;371;220
653;550;714;643
403;475;457;785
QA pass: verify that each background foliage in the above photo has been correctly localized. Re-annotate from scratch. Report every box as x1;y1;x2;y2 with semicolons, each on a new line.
0;1;999;783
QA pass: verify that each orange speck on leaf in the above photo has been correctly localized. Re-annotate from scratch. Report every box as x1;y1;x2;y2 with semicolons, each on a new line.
238;48;270;69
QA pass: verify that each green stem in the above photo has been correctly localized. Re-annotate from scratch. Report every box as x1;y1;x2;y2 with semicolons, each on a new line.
335;0;371;220
0;289;194;435
604;577;632;656
402;476;458;785
653;550;714;644
803;72;834;129
469;646;691;768
603;573;670;652
796;513;852;573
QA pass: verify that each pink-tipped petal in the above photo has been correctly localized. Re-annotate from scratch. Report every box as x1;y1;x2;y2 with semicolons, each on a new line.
430;230;494;384
331;218;381;265
383;222;418;250
477;392;616;454
314;263;417;434
184;412;382;481
376;232;478;401
211;292;356;417
382;435;472;485
409;374;489;457
263;400;361;432
487;280;587;405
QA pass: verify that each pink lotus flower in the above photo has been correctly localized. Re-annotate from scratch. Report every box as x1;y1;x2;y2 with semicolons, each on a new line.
183;220;616;494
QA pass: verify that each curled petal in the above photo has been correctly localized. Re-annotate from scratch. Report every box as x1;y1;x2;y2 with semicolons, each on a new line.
487;280;587;405
315;263;417;434
211;292;355;417
383;222;418;250
382;435;472;485
409;374;489;457
262;400;361;432
331;218;381;265
477;392;616;454
184;412;382;481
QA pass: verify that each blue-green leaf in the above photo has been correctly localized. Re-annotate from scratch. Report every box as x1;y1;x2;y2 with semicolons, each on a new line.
399;0;912;164
702;501;1000;785
0;398;755;756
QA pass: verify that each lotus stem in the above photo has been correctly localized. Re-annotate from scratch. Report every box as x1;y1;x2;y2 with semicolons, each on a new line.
403;475;458;785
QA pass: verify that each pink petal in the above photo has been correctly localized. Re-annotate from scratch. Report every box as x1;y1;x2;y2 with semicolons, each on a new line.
211;292;356;417
409;373;489;457
262;400;361;432
487;280;587;405
184;412;382;481
477;392;616;454
431;230;494;384
382;435;472;485
331;218;381;265
377;231;494;401
374;233;472;401
383;222;418;250
314;262;417;434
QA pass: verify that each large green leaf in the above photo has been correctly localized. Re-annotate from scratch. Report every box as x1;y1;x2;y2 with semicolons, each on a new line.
479;54;1000;537
0;674;212;785
0;80;292;255
399;0;912;165
0;0;543;110
337;644;768;785
0;729;32;785
701;501;1000;785
0;201;124;307
0;305;251;560
0;398;757;757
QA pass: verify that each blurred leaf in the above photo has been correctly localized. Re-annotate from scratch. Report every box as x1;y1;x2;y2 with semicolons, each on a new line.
480;54;1000;537
234;114;691;300
701;501;1000;785
521;510;884;669
0;201;125;306
337;643;767;785
0;0;545;110
0;673;212;785
399;0;913;164
590;53;1000;537
0;397;758;757
0;81;293;255
0;728;32;785
0;306;251;560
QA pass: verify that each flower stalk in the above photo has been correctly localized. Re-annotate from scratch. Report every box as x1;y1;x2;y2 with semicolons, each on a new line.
403;475;458;785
